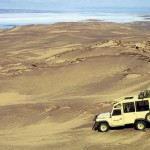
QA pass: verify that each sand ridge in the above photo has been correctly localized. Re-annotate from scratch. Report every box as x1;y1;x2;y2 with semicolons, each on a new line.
0;22;150;150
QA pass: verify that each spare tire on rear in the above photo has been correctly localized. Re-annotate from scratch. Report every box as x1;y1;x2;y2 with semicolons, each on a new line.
145;113;150;123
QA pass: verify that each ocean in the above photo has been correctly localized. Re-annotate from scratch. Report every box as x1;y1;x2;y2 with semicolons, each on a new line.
0;8;150;29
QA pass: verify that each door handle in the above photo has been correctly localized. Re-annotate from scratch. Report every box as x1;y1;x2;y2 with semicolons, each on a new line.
114;118;122;121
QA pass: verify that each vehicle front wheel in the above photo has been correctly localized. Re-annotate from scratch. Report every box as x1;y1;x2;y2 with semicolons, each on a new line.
98;122;109;132
135;121;146;130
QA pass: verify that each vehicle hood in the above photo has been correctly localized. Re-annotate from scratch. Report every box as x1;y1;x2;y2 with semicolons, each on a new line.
97;112;111;119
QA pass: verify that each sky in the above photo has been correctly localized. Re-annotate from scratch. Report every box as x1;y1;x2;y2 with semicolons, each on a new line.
0;0;150;11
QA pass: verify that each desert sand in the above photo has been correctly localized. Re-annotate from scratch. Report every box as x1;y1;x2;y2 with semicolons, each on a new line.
0;21;150;150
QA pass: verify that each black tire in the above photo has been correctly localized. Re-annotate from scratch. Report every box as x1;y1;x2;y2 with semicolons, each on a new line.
145;113;150;123
135;121;146;130
98;122;109;132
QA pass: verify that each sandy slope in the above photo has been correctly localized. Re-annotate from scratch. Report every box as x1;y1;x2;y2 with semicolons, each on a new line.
0;22;150;150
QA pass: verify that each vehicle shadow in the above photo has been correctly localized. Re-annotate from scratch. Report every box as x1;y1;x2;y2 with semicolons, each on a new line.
146;123;150;128
110;124;134;131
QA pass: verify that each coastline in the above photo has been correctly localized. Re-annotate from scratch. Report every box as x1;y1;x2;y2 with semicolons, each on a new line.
0;10;150;29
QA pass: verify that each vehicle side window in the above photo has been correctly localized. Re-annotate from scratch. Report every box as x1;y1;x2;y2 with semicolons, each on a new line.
123;102;135;113
112;109;121;116
136;100;149;112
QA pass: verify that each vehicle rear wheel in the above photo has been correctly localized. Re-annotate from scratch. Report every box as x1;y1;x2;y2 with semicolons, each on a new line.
145;113;150;123
135;121;146;130
98;122;109;132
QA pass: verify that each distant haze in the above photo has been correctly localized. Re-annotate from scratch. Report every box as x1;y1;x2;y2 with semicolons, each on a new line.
0;0;150;29
0;0;150;11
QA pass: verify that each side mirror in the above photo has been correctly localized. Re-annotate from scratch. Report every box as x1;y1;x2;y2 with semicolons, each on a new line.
110;113;112;118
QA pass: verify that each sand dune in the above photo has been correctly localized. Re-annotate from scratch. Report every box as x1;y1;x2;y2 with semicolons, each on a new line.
0;22;150;150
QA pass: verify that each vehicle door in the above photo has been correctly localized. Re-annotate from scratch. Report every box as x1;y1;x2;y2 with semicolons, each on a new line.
122;102;136;124
135;100;149;118
111;104;124;127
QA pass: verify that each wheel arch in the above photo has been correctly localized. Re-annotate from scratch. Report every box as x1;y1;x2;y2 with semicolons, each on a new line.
134;118;145;124
99;121;110;127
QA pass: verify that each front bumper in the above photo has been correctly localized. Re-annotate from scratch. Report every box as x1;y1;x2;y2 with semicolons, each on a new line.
92;122;99;130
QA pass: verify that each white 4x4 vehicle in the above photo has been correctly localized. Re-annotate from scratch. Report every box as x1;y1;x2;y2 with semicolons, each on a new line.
93;89;150;132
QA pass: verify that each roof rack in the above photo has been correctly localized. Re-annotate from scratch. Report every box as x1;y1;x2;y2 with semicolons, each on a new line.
113;96;135;104
112;88;150;104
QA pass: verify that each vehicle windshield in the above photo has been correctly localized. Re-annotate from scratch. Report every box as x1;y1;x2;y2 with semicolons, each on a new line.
114;104;121;108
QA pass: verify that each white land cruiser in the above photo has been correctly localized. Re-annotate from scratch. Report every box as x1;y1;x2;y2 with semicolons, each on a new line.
93;89;150;132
